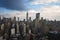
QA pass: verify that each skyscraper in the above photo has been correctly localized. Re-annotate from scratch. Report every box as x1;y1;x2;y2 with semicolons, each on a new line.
18;17;19;21
36;13;40;19
33;13;40;33
29;17;31;23
13;16;16;22
26;12;28;22
35;13;40;28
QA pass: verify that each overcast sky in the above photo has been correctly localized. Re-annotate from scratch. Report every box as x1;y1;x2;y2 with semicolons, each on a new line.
0;0;60;21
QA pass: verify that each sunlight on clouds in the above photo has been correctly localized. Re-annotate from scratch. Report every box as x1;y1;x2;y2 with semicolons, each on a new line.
31;0;59;5
2;10;37;20
2;6;60;21
17;7;60;21
1;11;26;20
28;10;38;20
10;11;26;20
40;6;60;20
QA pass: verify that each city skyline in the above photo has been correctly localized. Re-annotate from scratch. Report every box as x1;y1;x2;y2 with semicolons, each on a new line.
0;12;59;21
0;0;60;21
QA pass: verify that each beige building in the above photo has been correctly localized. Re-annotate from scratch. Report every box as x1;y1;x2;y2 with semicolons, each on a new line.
34;13;40;28
33;13;40;33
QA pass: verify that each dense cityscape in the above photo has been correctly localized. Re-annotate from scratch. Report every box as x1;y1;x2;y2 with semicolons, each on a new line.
0;12;60;40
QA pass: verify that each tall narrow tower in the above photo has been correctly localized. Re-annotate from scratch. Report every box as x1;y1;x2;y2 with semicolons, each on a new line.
18;17;19;21
26;12;28;22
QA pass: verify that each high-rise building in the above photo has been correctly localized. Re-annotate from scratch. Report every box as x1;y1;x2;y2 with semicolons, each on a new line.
16;23;20;34
18;17;19;21
0;16;1;20
33;13;40;33
11;28;15;35
29;17;31;23
41;17;43;21
1;24;4;30
26;12;28;22
23;19;25;22
35;13;40;28
36;13;40;19
23;24;26;34
26;12;29;33
29;17;31;20
13;16;16;22
11;23;16;35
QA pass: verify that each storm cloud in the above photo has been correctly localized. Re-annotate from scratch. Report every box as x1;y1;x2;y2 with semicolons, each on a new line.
0;0;27;11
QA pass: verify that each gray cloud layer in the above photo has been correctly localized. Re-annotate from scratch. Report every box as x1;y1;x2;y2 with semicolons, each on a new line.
0;0;27;11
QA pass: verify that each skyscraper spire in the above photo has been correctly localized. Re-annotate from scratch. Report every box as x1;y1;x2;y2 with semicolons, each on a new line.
26;12;28;22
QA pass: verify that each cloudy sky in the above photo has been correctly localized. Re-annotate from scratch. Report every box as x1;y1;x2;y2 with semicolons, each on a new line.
0;0;60;20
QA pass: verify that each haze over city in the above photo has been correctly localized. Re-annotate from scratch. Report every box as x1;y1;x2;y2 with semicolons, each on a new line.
0;0;60;40
0;0;60;21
